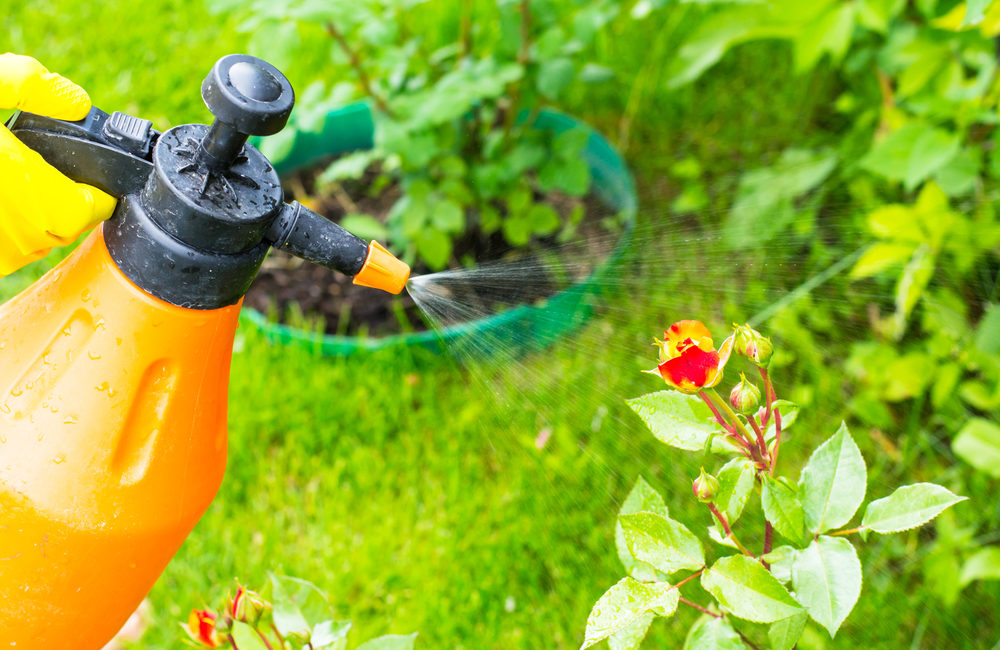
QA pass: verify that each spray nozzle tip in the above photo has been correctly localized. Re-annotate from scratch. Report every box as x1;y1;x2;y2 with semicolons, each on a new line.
352;241;410;295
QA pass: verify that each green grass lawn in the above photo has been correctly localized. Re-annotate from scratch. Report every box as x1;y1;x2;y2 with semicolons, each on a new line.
7;1;1000;648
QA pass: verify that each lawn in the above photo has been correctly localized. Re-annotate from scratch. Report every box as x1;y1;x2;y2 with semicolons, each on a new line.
6;1;1000;648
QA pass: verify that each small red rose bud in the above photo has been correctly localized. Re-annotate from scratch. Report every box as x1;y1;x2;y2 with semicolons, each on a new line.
185;609;221;647
692;468;720;503
729;373;761;415
230;586;270;624
733;324;774;368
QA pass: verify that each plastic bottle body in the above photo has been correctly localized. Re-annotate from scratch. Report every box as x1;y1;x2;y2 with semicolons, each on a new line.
0;227;240;648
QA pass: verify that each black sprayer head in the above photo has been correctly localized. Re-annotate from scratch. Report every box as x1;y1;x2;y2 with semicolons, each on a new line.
5;54;410;309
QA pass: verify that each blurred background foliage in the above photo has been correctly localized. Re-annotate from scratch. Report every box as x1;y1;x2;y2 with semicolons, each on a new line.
5;0;1000;647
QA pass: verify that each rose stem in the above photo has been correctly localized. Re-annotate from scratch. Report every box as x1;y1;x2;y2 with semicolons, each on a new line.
708;503;753;557
679;597;721;618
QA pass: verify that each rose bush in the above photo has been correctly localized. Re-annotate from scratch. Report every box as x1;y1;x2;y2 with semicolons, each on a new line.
582;320;968;649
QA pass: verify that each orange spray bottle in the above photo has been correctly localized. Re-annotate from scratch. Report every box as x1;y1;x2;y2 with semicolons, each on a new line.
0;55;409;648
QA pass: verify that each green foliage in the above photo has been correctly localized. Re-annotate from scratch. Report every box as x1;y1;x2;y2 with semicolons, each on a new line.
700;555;802;624
860;483;968;534
221;0;624;270
789;536;862;637
582;578;679;649
797;423;867;534
620;512;705;575
588;323;967;647
625;391;736;453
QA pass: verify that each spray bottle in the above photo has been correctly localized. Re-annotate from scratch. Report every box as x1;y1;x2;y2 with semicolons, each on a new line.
0;54;410;648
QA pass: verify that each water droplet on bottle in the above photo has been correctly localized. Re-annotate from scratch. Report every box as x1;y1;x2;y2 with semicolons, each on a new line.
81;289;91;302
10;388;22;397
88;351;101;360
52;455;65;464
96;382;109;392
63;415;77;425
0;403;9;414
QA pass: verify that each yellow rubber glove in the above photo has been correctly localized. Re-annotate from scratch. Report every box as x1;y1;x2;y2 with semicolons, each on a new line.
0;53;117;276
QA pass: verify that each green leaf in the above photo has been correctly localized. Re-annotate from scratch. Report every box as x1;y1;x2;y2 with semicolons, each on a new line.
608;613;653;650
320;150;380;182
538;157;590;196
340;214;389;242
860;123;960;191
528;203;561;236
762;477;807;545
616;477;669;581
231;622;270;650
701;555;803;623
953;418;1000;478
960;547;1000;586
723;148;836;249
963;0;991;26
626;391;732;452
620;512;705;575
861;483;967;534
537;57;575;99
790;536;862;637
356;633;419;650
768;610;809;650
579;63;615;83
798;423;867;534
431;199;465;234
683;615;744;650
715;458;756;525
269;573;336;638
763;546;798;584
975;304;1000;355
792;4;855;72
851;242;917;278
893;245;935;335
415;229;453;270
581;578;679;649
312;620;352;648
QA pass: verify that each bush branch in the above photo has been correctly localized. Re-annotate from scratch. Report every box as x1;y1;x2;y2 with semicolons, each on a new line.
325;21;394;117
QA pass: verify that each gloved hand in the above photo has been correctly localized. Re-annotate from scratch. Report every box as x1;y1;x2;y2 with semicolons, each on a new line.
0;53;117;276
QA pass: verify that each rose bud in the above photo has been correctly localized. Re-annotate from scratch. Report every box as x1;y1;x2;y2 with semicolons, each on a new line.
729;373;762;415
733;324;774;368
692;468;720;503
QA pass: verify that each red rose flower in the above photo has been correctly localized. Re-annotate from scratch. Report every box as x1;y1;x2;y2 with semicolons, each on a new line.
185;609;220;647
652;320;733;393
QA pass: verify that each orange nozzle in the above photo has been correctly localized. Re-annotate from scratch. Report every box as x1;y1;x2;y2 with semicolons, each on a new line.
352;240;410;294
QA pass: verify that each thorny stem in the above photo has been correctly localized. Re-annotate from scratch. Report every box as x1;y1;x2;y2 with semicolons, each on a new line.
763;522;773;566
708;503;754;557
699;391;757;457
759;368;783;472
227;635;239;650
736;629;763;650
325;21;394;117
699;391;736;434
271;623;288;650
679;597;721;618
747;415;768;461
674;569;704;590
760;368;774;428
255;627;275;650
